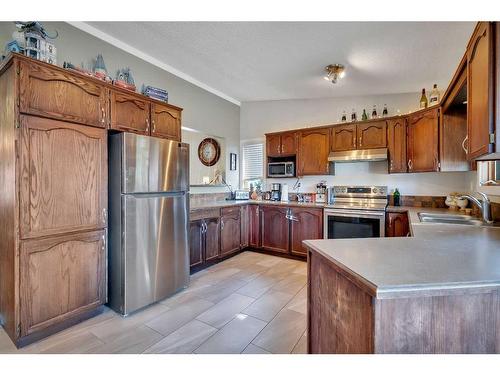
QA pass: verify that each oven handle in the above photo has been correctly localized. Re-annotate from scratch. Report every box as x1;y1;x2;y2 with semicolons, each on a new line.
324;209;385;218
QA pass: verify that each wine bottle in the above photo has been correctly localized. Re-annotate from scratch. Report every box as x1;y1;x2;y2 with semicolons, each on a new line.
419;88;428;109
341;110;347;122
351;109;357;122
382;104;388;117
393;188;401;207
429;84;440;105
371;105;377;119
362;109;368;121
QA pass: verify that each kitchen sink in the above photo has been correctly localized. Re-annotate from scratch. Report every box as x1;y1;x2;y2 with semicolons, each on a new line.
417;212;485;226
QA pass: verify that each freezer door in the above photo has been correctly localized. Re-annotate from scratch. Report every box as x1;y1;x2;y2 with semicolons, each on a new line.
122;192;189;315
122;133;189;193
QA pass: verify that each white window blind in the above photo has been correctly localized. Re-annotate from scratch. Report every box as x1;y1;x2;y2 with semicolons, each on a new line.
242;143;264;180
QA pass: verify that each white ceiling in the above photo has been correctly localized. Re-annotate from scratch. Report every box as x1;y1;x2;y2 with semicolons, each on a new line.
80;22;475;104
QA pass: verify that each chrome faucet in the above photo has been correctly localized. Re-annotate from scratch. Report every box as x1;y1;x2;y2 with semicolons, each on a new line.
459;192;493;224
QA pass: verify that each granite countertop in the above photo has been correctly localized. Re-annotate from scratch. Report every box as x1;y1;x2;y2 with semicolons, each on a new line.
304;206;500;299
189;199;326;211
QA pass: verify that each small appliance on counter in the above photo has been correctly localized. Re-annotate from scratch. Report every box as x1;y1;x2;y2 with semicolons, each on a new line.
270;183;282;201
281;183;289;202
268;161;295;177
316;181;328;203
234;190;250;200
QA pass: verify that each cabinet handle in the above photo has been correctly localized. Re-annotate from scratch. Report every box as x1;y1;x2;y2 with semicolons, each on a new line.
359;136;362;147
102;208;107;224
221;219;224;230
203;221;207;233
408;159;413;171
145;118;150;132
152;120;156;133
102;234;106;252
461;136;468;154
101;107;106;124
277;144;280;153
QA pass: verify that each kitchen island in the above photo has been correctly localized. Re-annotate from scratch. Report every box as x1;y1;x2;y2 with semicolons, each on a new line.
304;207;500;354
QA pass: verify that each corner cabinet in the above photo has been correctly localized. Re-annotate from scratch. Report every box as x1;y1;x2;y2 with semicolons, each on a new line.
298;128;330;176
466;21;495;159
407;107;440;172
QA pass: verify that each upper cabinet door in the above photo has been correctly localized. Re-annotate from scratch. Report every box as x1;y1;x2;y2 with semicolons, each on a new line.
19;60;108;128
407;108;440;173
331;124;357;151
151;103;182;141
280;132;297;155
387;117;407;173
298;128;330;176
266;134;282;157
19;115;107;239
110;90;150;135
467;22;495;159
357;121;387;149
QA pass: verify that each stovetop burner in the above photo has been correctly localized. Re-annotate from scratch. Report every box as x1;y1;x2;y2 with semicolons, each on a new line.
326;185;388;211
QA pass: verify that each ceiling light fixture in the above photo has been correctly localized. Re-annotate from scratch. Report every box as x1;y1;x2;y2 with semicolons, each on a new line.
324;64;346;84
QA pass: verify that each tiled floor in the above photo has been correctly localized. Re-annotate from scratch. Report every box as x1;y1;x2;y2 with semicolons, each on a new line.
0;251;308;354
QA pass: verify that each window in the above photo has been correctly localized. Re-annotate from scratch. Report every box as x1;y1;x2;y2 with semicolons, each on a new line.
242;143;264;189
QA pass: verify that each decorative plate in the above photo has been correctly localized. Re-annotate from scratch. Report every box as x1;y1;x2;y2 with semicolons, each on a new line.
198;138;221;167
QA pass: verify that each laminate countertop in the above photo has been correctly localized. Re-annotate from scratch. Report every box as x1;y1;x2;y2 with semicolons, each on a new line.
304;206;500;299
190;199;326;212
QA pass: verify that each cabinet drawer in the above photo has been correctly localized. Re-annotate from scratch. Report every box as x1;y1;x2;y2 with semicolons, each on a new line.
151;103;182;141
19;60;108;128
19;230;107;337
190;208;221;221
221;206;241;217
110;90;150;135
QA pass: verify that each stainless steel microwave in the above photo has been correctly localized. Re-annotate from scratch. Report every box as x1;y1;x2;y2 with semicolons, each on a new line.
267;161;295;177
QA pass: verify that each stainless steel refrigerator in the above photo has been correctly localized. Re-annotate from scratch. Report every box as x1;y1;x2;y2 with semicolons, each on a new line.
108;133;190;316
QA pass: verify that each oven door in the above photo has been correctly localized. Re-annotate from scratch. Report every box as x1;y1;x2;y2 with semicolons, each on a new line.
324;209;385;239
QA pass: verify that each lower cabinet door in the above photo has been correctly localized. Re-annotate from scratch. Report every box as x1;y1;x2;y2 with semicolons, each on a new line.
261;206;289;253
19;230;106;337
240;205;249;248
249;205;261;248
290;208;323;256
385;212;410;237
204;217;221;261
220;209;241;257
189;220;204;268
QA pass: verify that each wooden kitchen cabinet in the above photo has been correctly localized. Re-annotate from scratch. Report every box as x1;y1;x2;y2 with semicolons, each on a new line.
205;217;221;261
151;102;182;141
220;207;241;257
19;60;108;128
249;204;261;248
266;131;297;157
240;205;249;248
189;214;221;268
19;230;106;337
19;115;108;239
110;89;150;135
331;123;357;151
261;206;289;253
385;212;410;237
290;207;323;256
357;121;387;149
387;117;408;173
466;22;495;159
407;107;440;172
189;220;204;268
298;128;330;176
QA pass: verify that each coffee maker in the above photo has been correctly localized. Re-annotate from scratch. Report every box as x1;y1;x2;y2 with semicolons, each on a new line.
270;183;282;201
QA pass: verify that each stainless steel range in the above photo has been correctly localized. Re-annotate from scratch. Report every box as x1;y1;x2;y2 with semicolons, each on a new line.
324;185;388;239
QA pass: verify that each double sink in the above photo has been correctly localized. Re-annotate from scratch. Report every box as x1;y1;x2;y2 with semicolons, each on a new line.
418;212;498;227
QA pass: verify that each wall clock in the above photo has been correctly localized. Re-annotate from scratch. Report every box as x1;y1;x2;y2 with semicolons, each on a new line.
198;137;221;167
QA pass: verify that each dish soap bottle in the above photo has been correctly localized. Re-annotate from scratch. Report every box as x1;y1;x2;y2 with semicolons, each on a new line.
393;188;401;206
429;84;440;105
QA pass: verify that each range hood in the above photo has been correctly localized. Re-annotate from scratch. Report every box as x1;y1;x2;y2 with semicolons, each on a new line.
328;148;388;163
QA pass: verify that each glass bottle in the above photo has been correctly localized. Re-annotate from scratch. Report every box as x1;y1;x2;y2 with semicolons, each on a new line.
351;109;357;122
419;88;428;109
429;84;440;105
371;105;377;119
362;109;368;121
341;110;347;122
393;188;401;207
382;104;388;117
